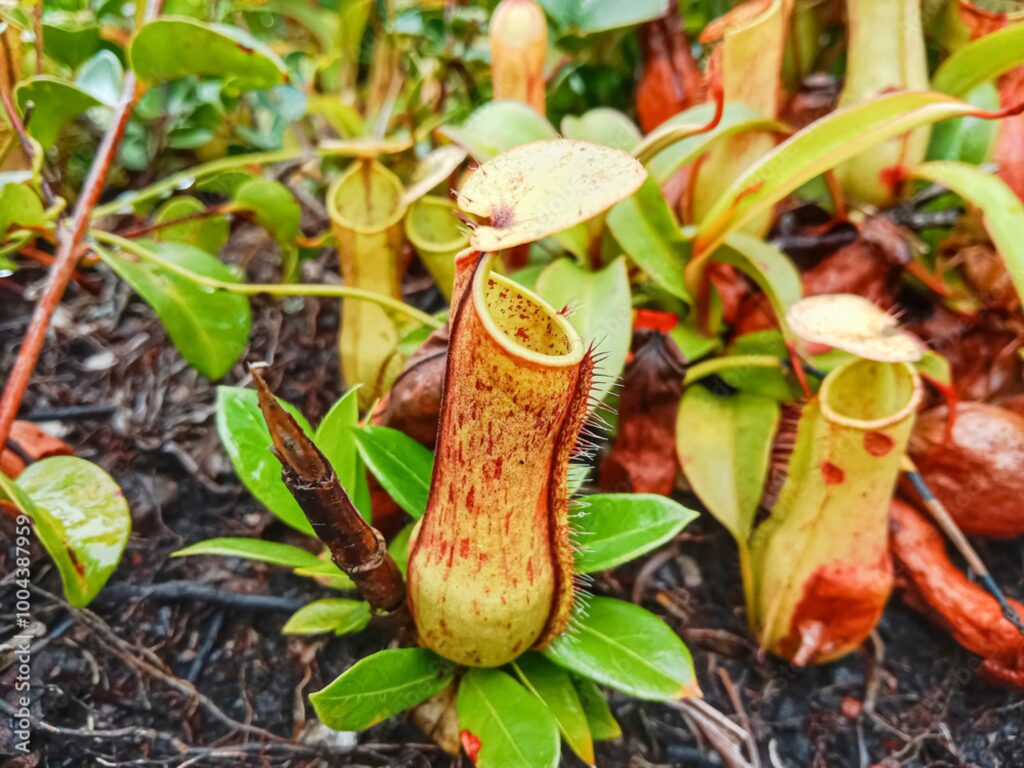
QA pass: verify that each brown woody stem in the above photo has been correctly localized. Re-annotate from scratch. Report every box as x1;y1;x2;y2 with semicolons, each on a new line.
251;367;406;614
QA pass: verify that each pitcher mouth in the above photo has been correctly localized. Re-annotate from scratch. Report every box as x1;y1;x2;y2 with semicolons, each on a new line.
327;160;407;234
472;254;585;368
819;359;923;431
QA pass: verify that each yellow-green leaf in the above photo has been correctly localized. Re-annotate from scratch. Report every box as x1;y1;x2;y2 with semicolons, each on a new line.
7;457;131;607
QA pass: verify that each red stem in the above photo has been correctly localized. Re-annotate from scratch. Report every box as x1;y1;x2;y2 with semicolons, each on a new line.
0;0;165;447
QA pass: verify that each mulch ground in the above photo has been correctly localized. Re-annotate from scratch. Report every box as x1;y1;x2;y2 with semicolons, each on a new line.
1;227;1022;768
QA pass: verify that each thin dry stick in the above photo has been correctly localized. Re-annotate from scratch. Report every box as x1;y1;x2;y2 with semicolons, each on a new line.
717;667;762;768
251;366;407;614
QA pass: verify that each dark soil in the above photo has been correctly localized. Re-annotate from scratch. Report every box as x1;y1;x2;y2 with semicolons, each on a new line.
1;233;1023;768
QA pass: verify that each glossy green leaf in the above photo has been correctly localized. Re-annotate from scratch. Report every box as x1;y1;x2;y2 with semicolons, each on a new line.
539;0;669;33
353;426;434;520
12;457;131;607
932;22;1024;97
561;108;641;151
314;388;370;520
573;677;621;741
457;669;560;768
172;537;322;569
535;257;632;402
233;178;302;280
513;654;594;765
676;387;779;543
282;598;371;636
292;560;356;591
215;386;315;535
910;161;1024;305
388;523;415;578
130;17;288;91
442;101;557;162
310;648;455;731
644;102;782;183
714;233;802;339
925;82;999;165
0;184;46;235
98;241;251;379
545;597;698;701
15;77;104;148
606;175;691;301
152;196;230;255
574;494;697;574
692;91;984;264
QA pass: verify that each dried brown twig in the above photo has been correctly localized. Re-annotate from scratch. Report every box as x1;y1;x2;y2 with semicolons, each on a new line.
251;365;407;615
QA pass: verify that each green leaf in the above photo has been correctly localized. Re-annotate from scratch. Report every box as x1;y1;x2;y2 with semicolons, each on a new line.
152;196;230;255
75;50;124;106
314;388;370;520
721;331;796;400
513;654;594;766
215;386;315;535
172;537;322;569
932;22;1024;98
644;102;782;183
441;101;557;162
692;91;985;262
545;596;698;701
42;18;101;69
353;426;433;520
574;494;697;574
910;161;1024;306
0;184;46;235
130;17;288;91
676;387;779;543
560;108;641;151
310;648;455;731
457;669;560;768
15;77;104;149
388;523;415;578
606;175;691;301
292;560;356;591
233;178;302;281
98;241;251;380
282;598;371;636
713;233;802;340
926;82;999;165
9;457;131;607
573;677;621;741
539;0;669;34
535;257;632;403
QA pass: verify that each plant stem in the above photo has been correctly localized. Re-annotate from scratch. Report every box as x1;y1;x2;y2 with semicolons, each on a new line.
0;59;150;448
92;143;367;219
682;354;782;386
252;366;407;614
91;231;442;328
0;35;55;206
